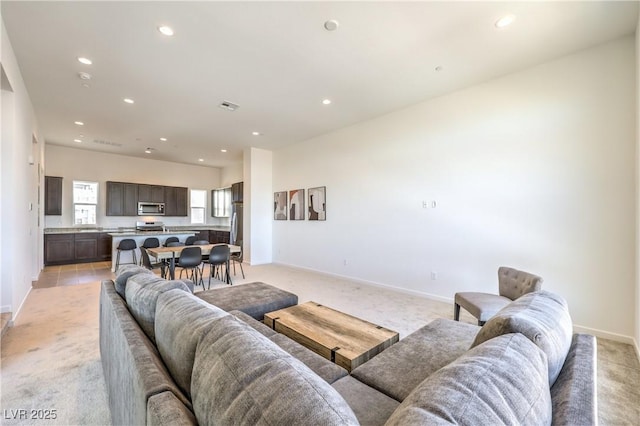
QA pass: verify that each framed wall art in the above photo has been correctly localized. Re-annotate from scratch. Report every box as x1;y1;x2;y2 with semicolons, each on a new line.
308;186;326;221
289;189;305;220
274;191;288;220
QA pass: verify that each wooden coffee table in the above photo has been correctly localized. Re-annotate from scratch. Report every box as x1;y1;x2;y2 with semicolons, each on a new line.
264;301;399;372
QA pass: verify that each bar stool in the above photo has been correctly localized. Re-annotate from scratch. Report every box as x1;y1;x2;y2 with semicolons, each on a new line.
115;239;137;271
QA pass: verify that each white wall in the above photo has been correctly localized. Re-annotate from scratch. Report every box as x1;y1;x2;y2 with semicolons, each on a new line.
44;145;225;228
244;147;272;265
273;36;637;340
1;21;44;317
221;163;243;188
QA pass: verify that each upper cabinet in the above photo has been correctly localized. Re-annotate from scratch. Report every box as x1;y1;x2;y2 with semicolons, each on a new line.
107;181;187;216
138;184;164;203
164;186;188;217
231;181;244;203
106;181;137;216
45;176;63;215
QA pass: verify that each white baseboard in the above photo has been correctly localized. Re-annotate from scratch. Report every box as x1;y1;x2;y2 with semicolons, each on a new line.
12;286;32;322
0;305;11;314
273;261;453;305
273;261;639;350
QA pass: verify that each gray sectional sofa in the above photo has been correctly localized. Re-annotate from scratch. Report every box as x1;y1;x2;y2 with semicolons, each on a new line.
99;265;597;425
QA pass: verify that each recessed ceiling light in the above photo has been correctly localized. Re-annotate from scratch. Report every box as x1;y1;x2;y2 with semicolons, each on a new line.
123;98;135;104
74;121;84;126
160;137;167;141
78;72;91;80
198;158;204;162
435;66;443;72
322;99;332;105
324;20;339;31
73;139;82;143
145;148;152;154
252;131;260;136
158;26;174;36
495;14;516;29
221;149;227;153
77;57;92;65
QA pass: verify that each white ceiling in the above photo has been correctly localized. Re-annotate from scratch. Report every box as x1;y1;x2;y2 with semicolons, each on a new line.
2;1;638;168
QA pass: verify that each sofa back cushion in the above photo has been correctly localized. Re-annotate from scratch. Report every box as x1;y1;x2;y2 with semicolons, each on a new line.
114;265;153;298
191;315;359;425
125;275;190;343
155;289;230;398
385;333;551;426
471;290;572;386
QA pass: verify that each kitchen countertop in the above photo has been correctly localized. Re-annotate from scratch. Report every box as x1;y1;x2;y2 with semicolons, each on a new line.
44;226;231;234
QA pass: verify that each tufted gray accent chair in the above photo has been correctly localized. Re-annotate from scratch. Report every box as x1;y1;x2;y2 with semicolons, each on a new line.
454;266;543;326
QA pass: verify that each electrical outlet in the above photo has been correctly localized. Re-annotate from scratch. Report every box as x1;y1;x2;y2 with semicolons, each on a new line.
343;259;348;266
430;271;437;280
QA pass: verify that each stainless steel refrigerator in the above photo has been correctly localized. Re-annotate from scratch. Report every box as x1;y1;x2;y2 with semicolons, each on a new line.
230;202;243;245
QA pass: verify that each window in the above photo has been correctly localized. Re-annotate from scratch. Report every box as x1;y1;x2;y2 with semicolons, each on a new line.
190;189;207;224
73;181;98;225
213;187;231;218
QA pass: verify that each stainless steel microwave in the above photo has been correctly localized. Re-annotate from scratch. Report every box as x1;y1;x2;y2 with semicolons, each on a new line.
138;202;165;215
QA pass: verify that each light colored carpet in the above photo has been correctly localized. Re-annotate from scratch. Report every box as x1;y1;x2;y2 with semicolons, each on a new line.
1;262;639;425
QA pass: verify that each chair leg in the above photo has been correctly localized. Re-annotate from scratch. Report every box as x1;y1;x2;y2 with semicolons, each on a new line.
116;250;121;271
454;303;460;321
132;250;137;265
238;261;245;279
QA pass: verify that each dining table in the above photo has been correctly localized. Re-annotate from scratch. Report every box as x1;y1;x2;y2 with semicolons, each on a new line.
147;243;241;284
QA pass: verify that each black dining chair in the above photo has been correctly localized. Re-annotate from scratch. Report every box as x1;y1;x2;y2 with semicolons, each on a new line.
206;245;231;289
176;246;203;285
140;237;160;265
164;236;179;247
140;247;166;278
230;239;245;279
185;236;197;246
115;239;137;271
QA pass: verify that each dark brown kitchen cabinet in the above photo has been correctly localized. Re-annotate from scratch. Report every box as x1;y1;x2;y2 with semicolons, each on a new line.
194;230;209;241
106;181;124;216
123;183;138;216
44;234;74;264
74;233;98;261
231;181;243;203
45;176;63;216
106;181;137;216
98;233;112;260
139;185;164;203
209;230;230;244
45;232;113;265
164;186;188;217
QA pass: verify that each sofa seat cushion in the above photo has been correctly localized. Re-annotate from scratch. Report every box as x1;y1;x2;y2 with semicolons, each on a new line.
471;290;572;386
351;318;479;401
155;289;230;397
196;281;298;320
385;333;552;426
125;274;191;343
191;315;359;425
114;265;153;298
332;376;400;426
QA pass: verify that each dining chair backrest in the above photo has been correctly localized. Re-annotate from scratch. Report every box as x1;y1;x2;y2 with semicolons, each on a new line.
164;236;179;246
193;240;210;245
208;245;230;265
179;246;202;268
185;236;197;246
139;247;153;269
142;237;160;249
167;241;185;247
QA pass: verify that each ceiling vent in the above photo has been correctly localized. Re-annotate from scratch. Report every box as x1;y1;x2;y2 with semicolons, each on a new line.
92;139;122;147
219;101;239;111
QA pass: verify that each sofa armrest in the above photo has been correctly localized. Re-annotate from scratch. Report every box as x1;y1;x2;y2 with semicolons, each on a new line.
550;333;597;425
